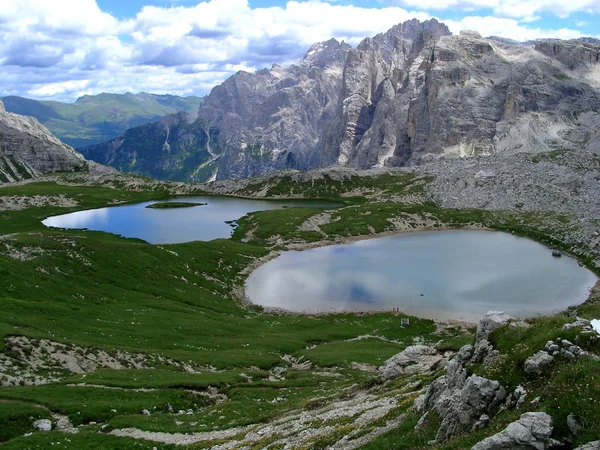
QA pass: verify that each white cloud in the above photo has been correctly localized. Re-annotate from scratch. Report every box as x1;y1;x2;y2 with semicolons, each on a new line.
443;16;586;41
0;0;596;102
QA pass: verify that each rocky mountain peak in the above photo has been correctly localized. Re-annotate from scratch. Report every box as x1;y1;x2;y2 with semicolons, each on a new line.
79;20;600;183
300;38;351;68
389;18;451;41
0;100;5;113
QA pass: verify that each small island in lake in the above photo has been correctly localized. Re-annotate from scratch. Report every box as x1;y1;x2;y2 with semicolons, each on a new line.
146;201;207;209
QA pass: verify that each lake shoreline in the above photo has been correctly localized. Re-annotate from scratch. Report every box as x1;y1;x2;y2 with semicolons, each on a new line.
236;224;597;326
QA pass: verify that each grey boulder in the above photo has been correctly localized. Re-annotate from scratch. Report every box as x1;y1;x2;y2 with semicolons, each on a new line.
378;345;443;380
471;412;553;450
524;351;554;377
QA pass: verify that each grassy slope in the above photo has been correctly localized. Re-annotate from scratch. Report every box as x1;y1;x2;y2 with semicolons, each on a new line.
0;173;598;448
0;179;462;448
1;93;203;148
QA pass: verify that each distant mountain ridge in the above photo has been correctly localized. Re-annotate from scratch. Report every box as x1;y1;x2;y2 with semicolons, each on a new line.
0;100;86;183
1;92;203;148
79;19;600;182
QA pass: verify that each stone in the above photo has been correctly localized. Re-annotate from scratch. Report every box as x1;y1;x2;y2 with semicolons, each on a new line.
569;345;581;355
476;312;515;343
379;345;443;380
563;350;576;359
544;341;554;351
574;441;600;450
561;339;574;347
473;414;490;431
530;396;541;408
32;419;52;432
142;409;151;416
562;318;591;331
548;344;560;353
434;375;506;442
514;385;527;409
472;412;553;450
524;351;554;377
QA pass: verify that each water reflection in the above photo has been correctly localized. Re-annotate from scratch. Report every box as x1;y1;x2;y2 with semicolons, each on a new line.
42;196;339;244
44;207;109;229
246;230;597;321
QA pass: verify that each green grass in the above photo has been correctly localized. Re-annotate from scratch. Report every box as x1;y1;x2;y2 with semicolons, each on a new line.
0;402;51;442
1;176;598;449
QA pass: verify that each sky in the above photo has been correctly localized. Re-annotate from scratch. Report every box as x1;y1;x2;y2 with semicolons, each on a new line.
0;0;598;102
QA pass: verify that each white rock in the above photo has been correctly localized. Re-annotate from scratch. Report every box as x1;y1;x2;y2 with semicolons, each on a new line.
33;419;52;432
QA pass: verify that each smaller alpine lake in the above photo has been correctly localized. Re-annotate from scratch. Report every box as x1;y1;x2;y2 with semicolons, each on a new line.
245;230;597;321
42;196;339;244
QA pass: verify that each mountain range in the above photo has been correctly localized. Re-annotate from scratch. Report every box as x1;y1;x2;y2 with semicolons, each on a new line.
1;92;203;149
8;19;600;183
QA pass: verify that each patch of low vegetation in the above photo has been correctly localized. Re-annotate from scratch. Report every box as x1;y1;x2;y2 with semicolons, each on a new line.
0;402;51;442
146;201;206;209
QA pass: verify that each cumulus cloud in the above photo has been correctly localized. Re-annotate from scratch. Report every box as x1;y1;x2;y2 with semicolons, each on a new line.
386;0;600;20
0;0;596;102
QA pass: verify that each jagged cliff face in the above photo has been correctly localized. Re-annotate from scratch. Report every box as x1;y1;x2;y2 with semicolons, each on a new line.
81;19;600;182
0;101;86;183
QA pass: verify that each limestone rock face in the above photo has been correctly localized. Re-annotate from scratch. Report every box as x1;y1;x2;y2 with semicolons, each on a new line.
471;412;554;450
82;20;600;182
0;100;85;182
378;345;443;380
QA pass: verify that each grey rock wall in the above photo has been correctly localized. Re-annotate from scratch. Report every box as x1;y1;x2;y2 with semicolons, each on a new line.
0;100;85;183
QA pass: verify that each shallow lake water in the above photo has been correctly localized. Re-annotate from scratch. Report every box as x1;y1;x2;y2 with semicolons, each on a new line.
43;196;339;244
245;230;597;321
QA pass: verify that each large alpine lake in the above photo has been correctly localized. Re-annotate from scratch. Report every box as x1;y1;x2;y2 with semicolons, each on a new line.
43;196;339;244
246;230;597;321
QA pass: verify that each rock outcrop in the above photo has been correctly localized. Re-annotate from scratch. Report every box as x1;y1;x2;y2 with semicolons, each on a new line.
0;100;86;183
471;412;554;450
80;20;600;182
414;311;532;443
378;345;444;380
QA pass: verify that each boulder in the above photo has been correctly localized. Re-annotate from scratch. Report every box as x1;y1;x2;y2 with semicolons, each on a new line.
434;375;506;442
476;312;515;343
524;351;554;377
33;419;52;432
379;345;443;380
471;412;553;450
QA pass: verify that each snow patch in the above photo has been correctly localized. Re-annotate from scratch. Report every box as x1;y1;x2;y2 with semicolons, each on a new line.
591;319;600;334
